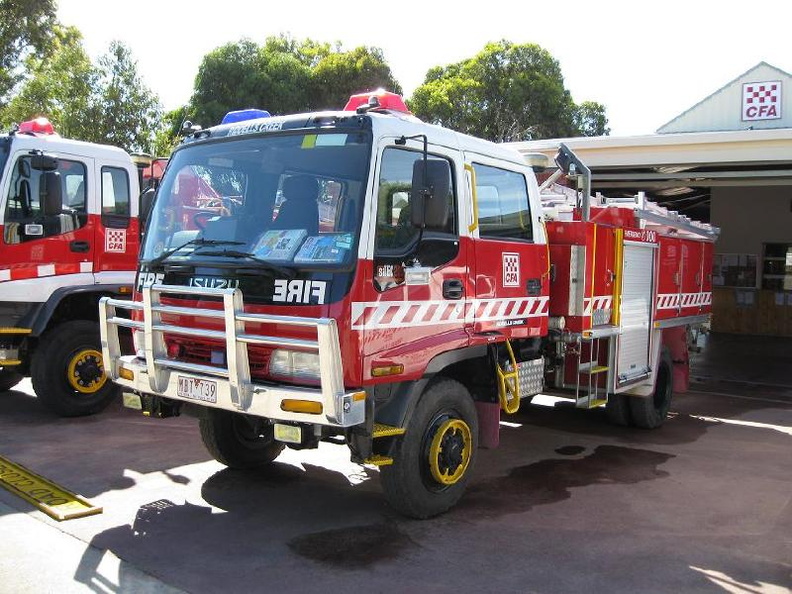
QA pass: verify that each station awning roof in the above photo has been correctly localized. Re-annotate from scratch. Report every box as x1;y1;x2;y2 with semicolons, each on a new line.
507;128;792;222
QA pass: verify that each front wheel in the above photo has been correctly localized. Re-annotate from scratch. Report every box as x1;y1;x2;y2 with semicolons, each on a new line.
199;409;284;469
380;378;478;519
31;320;119;417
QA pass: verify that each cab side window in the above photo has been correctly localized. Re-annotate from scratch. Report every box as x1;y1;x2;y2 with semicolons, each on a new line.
374;147;457;268
473;163;533;241
101;166;131;228
3;156;87;244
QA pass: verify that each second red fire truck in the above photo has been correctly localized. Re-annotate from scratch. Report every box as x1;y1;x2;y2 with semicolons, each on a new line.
100;92;718;518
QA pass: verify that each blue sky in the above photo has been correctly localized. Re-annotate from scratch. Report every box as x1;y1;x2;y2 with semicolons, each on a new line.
58;0;792;136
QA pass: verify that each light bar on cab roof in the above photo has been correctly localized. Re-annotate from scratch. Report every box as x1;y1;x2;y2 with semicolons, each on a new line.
18;117;56;135
343;89;411;114
221;108;272;125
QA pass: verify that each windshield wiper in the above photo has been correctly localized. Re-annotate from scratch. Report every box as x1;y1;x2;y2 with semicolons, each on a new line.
197;249;295;277
144;238;244;267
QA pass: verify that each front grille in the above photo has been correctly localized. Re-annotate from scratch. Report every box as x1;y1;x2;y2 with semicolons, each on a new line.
165;337;273;380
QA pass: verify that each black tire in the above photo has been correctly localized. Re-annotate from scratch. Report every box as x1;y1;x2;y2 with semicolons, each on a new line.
606;393;633;426
380;378;478;519
31;320;119;417
0;370;23;392
629;347;673;429
199;409;284;469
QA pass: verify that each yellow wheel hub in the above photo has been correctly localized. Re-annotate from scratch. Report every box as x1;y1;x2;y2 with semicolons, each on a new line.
67;348;107;394
428;418;472;485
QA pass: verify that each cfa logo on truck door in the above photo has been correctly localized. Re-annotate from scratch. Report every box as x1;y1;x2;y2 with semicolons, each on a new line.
105;229;126;253
503;253;520;287
742;81;782;121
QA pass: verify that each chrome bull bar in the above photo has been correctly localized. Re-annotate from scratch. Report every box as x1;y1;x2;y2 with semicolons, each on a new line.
99;284;364;427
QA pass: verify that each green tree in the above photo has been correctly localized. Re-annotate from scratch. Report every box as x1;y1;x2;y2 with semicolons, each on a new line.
311;46;402;110
2;26;96;136
410;40;608;142
574;101;610;137
188;36;401;126
152;105;187;157
0;0;57;108
86;41;162;153
190;38;312;126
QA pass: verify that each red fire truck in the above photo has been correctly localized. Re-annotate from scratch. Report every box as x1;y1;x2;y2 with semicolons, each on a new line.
100;92;717;518
0;117;149;416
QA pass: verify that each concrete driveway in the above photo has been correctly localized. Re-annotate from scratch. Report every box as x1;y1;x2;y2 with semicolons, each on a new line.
0;370;790;593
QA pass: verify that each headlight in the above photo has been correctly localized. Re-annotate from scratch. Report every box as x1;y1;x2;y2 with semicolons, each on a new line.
269;349;320;384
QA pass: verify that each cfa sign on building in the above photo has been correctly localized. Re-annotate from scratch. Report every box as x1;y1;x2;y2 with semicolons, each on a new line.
742;80;782;121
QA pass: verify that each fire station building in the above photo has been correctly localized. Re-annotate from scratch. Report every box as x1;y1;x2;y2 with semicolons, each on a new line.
511;62;792;337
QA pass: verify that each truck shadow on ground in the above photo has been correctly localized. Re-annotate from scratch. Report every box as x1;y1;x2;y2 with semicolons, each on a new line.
456;443;674;520
0;388;61;424
76;438;679;592
0;394;213;499
512;400;713;446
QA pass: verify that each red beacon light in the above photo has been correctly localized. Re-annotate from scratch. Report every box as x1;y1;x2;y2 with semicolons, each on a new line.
18;117;56;135
343;89;411;114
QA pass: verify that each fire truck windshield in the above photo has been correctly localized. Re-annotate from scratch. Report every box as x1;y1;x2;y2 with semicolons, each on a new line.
141;131;372;273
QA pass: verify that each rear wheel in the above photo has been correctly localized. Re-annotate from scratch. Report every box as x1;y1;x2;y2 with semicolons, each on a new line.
0;370;23;392
32;321;119;417
380;378;478;519
199;409;284;469
606;393;633;426
629;347;674;429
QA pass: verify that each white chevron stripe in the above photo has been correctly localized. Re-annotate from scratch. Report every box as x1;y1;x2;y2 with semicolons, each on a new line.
656;292;712;309
351;297;549;330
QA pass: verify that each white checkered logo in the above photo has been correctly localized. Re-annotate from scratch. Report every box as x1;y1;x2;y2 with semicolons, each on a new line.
105;229;126;253
742;80;782;121
502;252;520;287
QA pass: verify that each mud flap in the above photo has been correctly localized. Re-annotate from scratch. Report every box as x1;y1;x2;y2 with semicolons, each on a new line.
475;401;500;449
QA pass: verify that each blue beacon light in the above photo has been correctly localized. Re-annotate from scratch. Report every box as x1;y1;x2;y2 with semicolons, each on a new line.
221;109;271;125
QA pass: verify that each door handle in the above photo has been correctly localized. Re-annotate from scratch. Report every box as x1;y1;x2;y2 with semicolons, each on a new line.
70;240;90;253
443;279;464;300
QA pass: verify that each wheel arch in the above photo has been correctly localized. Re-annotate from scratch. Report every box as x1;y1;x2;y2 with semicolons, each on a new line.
29;284;131;337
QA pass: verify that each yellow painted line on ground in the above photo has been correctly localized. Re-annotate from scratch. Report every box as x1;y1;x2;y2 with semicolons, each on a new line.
0;455;102;521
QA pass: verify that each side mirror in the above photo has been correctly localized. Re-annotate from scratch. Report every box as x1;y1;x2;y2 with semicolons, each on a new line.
410;159;450;229
31;153;58;172
40;171;63;216
139;187;156;229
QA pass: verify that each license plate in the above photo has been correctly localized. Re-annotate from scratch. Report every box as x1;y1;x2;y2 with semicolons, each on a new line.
177;376;218;403
274;423;302;444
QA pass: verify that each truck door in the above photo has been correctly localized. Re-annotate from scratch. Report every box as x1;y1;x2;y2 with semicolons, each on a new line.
357;141;472;380
466;157;549;340
616;240;656;384
1;152;95;287
93;162;139;282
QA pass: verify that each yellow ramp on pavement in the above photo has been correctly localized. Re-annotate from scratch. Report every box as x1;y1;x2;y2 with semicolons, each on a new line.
0;455;102;521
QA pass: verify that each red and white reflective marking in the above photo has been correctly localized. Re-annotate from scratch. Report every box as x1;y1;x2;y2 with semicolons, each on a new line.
351;297;549;330
0;261;92;282
584;296;613;315
656;292;712;310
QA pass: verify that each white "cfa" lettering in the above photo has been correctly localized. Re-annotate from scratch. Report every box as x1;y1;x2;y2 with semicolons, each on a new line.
273;279;327;304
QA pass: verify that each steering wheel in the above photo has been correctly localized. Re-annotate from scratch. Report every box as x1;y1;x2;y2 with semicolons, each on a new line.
193;211;215;231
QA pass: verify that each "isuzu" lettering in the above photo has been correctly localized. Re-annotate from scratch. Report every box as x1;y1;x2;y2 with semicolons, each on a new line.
273;279;327;304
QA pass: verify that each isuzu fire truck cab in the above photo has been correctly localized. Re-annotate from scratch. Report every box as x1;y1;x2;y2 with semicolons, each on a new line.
0;117;144;416
101;91;718;518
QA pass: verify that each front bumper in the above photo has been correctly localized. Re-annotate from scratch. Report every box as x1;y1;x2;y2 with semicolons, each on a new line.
100;284;365;427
